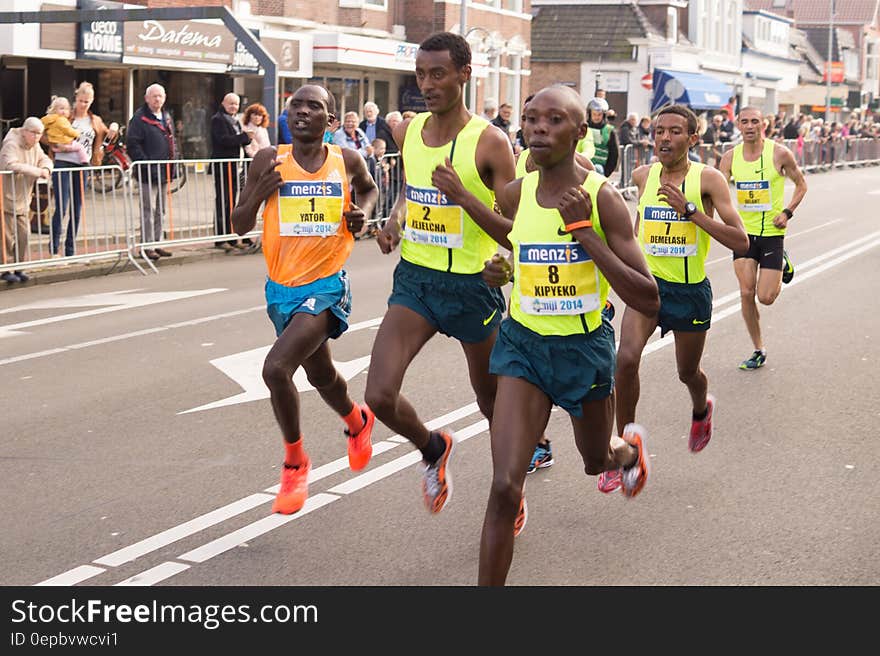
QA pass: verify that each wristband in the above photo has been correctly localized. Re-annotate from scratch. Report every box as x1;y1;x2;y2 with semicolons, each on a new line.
564;219;593;233
782;208;793;219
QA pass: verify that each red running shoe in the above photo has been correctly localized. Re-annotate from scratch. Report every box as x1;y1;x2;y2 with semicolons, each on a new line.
620;423;649;499
688;394;715;453
272;456;311;514
597;468;623;493
346;405;375;471
514;494;528;537
422;432;455;513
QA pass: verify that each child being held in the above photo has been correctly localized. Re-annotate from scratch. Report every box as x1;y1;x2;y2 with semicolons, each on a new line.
41;96;89;165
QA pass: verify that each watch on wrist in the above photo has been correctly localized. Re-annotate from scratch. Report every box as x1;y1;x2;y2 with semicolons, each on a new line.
782;208;794;219
683;201;697;218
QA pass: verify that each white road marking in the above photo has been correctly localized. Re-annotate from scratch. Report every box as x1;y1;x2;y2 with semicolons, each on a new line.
31;232;880;586
328;419;489;495
0;306;265;366
178;493;340;564
180;353;372;414
114;562;191;586
703;219;842;267
0;289;226;338
93;493;275;567
35;565;106;587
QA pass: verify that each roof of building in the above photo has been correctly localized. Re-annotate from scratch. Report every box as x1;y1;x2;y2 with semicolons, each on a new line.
744;0;880;25
530;2;667;62
789;26;825;82
802;25;856;62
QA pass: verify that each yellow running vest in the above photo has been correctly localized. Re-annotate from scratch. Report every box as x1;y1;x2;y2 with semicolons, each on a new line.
510;170;610;336
637;161;709;284
515;148;530;179
400;112;496;274
730;140;785;237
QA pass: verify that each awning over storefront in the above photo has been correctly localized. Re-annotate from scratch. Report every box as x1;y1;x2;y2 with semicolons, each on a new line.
311;32;488;77
651;69;732;112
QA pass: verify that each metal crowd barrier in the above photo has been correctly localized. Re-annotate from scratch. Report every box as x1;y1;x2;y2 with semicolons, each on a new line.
370;152;403;231
614;137;879;198
782;137;880;172
3;141;878;279
1;164;134;275
128;158;257;273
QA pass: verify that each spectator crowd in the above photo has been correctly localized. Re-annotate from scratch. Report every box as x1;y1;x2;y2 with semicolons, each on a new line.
2;81;879;283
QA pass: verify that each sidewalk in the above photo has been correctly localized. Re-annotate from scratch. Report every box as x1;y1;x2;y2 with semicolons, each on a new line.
0;242;255;292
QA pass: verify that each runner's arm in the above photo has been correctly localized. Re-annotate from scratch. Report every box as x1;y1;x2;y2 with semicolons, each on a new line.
342;147;378;234
376;119;411;254
564;183;659;316
676;166;749;253
231;147;281;235
431;124;514;246
630;165;650;237
480;177;521;287
774;146;808;229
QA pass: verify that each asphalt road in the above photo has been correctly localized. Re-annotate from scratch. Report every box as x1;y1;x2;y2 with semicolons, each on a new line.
1;165;878;586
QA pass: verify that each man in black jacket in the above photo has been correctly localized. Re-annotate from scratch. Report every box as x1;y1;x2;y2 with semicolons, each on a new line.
211;92;251;250
359;102;397;154
127;83;177;260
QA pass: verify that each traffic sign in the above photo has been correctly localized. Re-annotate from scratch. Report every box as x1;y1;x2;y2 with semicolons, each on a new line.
641;73;653;90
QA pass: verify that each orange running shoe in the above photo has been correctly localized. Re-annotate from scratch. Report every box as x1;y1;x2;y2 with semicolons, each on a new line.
620;423;649;499
422;431;455;513
346;405;375;471
272;456;311;514
514;494;528;538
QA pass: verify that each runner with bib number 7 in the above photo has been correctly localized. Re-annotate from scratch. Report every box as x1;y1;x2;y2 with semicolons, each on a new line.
609;105;748;489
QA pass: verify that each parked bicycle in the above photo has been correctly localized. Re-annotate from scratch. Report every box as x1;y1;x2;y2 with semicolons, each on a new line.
88;126;187;194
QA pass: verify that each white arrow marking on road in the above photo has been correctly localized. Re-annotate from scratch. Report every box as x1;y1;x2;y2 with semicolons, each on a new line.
179;350;372;414
178;316;382;414
0;289;227;338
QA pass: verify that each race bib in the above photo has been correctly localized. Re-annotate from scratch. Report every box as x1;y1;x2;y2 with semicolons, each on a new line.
736;180;772;212
403;184;464;248
642;205;697;257
278;181;343;237
518;242;600;315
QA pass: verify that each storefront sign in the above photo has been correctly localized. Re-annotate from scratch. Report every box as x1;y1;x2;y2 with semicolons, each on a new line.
40;3;76;52
400;81;427;112
124;19;232;65
823;62;845;84
231;38;260;74
78;0;124;62
601;72;629;93
261;36;304;77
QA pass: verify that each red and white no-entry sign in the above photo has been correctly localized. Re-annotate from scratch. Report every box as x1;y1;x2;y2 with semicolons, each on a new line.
641;73;653;90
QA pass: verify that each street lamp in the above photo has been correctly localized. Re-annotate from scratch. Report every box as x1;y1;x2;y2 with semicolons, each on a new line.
464;25;494;114
825;0;836;122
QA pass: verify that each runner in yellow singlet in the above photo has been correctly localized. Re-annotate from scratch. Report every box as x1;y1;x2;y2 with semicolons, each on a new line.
231;85;378;515
515;93;597;475
719;106;808;371
478;85;659;585
366;32;516;516
611;105;747;486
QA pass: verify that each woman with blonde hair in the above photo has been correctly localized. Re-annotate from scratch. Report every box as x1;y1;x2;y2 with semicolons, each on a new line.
45;82;119;257
241;102;271;158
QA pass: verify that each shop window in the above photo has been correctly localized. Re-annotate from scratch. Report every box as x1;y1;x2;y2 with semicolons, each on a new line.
372;80;390;116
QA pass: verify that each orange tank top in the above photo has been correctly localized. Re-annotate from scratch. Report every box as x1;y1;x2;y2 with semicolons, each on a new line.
261;143;353;287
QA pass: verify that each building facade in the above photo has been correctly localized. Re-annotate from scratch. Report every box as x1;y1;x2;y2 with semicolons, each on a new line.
0;0;531;153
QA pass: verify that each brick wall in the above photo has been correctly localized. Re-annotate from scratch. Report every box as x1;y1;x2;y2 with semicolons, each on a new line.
530;62;581;96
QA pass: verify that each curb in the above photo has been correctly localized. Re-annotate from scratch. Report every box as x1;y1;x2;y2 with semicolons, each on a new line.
0;245;259;291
